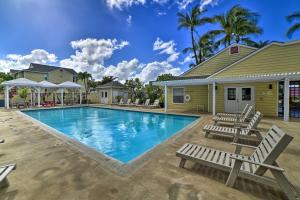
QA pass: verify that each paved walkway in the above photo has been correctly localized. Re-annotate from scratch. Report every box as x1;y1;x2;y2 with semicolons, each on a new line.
0;108;299;200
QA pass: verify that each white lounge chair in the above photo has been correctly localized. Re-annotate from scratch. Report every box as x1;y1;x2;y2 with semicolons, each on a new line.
148;99;160;108
0;139;4;143
203;111;263;142
133;99;140;106
124;99;132;106
217;104;250;118
176;125;299;200
212;105;254;125
137;99;150;107
118;98;124;105
0;164;16;188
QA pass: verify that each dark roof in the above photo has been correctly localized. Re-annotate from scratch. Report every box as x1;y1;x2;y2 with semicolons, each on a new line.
173;75;210;80
10;63;77;75
97;81;124;88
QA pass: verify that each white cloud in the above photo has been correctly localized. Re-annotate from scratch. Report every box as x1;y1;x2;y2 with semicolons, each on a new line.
134;61;181;82
0;49;57;72
157;11;167;16
153;38;180;62
126;15;132;26
199;0;220;11
177;0;193;10
152;0;169;5
103;58;139;81
60;38;129;76
106;0;146;10
179;53;194;65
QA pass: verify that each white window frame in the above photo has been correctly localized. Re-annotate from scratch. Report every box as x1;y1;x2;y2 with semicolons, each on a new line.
172;87;185;104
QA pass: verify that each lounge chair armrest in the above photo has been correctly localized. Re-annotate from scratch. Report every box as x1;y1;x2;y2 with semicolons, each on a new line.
231;142;257;149
240;128;260;132
229;155;284;172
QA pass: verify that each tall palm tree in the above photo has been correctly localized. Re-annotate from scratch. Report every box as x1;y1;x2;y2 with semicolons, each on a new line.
177;6;210;65
78;71;92;102
196;34;218;63
206;5;262;47
243;39;270;48
286;11;300;38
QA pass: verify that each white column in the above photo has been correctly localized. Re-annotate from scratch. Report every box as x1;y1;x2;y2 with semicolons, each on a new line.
79;90;82;104
37;88;41;107
284;78;290;121
30;90;33;107
72;91;74;104
212;82;216;116
61;89;64;106
5;86;9;109
164;85;168;113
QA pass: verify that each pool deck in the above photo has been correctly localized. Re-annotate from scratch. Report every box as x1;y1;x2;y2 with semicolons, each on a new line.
0;106;299;200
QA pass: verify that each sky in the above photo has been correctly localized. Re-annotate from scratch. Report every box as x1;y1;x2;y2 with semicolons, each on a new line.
0;0;299;83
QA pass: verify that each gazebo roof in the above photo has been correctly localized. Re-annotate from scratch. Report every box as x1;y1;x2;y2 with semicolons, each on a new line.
1;78;40;87
39;80;58;88
58;81;82;89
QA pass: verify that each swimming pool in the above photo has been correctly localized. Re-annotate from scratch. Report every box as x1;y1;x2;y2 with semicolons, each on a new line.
23;107;198;163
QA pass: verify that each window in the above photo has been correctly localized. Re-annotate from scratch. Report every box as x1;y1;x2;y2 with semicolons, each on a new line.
242;88;251;101
105;92;108;98
73;76;77;82
230;46;239;54
101;92;104;98
44;74;48;81
173;88;184;103
227;88;236;100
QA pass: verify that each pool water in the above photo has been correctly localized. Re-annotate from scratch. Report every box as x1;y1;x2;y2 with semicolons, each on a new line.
23;107;198;163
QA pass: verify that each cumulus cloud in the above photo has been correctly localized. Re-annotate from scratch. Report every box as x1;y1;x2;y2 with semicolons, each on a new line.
177;0;193;10
126;15;132;26
0;49;57;72
199;0;221;11
179;53;194;65
153;38;180;62
106;0;146;10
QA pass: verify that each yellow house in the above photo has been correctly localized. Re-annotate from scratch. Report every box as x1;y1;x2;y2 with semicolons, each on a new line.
10;63;78;84
154;40;300;121
97;81;129;104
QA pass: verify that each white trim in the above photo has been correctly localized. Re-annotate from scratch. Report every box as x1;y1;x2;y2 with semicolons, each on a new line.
284;78;290;121
172;87;185;104
207;85;210;113
164;85;168;113
180;43;257;76
276;81;279;117
212;82;216;115
209;40;300;78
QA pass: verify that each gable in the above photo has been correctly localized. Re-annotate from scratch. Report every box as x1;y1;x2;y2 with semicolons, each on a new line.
182;45;256;77
213;42;300;78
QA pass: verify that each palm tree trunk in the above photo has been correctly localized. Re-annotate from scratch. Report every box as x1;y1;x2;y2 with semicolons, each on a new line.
190;28;199;65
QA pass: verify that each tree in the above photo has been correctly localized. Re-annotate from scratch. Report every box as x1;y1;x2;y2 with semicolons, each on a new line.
177;6;210;65
196;33;218;63
0;72;13;92
77;72;92;102
286;11;300;38
99;76;117;85
206;5;262;47
124;78;144;101
156;74;176;81
18;88;29;106
243;39;270;48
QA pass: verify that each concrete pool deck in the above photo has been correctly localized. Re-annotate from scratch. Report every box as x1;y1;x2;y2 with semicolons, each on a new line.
0;107;299;200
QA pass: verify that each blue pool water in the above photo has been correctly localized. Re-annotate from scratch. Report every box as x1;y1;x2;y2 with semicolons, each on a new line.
23;107;198;163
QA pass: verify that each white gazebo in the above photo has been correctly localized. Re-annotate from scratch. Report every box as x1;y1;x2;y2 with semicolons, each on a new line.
1;78;83;109
57;81;82;106
2;78;41;109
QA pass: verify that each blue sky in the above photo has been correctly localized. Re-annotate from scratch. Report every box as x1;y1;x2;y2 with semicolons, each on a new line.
0;0;299;82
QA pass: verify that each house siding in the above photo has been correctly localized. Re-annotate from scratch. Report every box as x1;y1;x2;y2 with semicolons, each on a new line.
209;82;278;117
214;43;300;77
24;71;46;82
183;46;256;77
167;85;208;111
48;68;74;84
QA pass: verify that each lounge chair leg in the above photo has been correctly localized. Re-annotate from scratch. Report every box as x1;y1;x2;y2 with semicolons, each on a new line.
205;132;209;138
270;170;299;200
0;178;9;188
226;159;242;187
179;158;186;168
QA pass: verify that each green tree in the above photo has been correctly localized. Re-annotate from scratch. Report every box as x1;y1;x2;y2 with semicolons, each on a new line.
207;5;262;47
156;74;176;81
243;39;270;48
286;11;300;38
0;72;13;92
177;6;210;65
124;78;144;101
99;76;117;85
78;72;92;102
18;88;29;106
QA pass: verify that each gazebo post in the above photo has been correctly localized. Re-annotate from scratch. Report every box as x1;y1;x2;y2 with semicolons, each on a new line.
30;90;33;107
37;87;41;107
80;90;82;104
5;86;10;109
61;88;64;106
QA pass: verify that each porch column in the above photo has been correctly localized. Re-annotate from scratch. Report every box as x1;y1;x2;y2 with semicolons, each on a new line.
164;84;168;113
37;87;41;107
5;86;9;109
61;88;64;106
79;90;82;104
30;90;33;107
212;82;216;116
284;78;290;121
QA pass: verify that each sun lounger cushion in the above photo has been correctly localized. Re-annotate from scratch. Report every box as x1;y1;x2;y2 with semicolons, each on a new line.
0;164;16;185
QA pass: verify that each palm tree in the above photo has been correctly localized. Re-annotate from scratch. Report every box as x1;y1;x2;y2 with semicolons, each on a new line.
78;72;92;102
196;34;218;63
286;11;300;38
243;39;270;48
206;5;262;47
177;6;211;65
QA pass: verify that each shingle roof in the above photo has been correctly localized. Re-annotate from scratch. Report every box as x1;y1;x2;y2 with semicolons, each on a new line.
10;63;77;75
97;81;124;88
